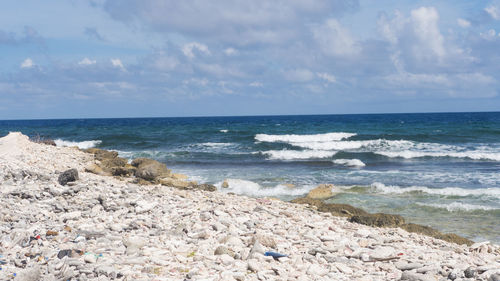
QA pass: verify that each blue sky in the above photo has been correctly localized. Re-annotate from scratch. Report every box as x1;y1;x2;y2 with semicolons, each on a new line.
1;0;500;119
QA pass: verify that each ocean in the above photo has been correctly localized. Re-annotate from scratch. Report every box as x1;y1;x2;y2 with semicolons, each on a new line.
1;112;499;242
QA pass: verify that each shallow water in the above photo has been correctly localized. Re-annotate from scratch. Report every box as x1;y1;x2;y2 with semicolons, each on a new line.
1;112;499;242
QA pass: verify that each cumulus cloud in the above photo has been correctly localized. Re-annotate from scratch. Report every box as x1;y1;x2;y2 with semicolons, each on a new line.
312;18;360;56
20;58;34;68
410;7;446;59
485;5;500;20
111;58;125;70
182;42;210;59
78;58;97;65
457;18;471;28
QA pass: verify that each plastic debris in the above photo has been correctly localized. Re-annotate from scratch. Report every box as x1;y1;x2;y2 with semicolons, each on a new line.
264;251;288;260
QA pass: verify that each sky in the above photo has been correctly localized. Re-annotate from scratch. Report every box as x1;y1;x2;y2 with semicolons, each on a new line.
1;0;500;119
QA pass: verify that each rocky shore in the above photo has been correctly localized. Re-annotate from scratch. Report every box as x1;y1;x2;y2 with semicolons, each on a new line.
1;132;499;281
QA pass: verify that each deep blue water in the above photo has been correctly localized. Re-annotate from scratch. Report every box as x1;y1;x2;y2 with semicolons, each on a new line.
1;112;499;242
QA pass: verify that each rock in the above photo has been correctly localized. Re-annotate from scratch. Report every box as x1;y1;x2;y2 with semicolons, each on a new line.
464;267;475;278
291;197;367;217
214;246;235;257
85;163;104;175
160;178;191;189
85;148;118;160
132;158;171;181
171;173;188;180
402;223;473;246
58;168;79;185
396;262;424;271
489;273;500;281
401;271;435;281
84;253;97;263
193;183;217;192
219;254;234;266
306;184;336;200
247;259;259;273
222;179;229;188
14;266;40;281
123;236;146;255
46;230;58;236
335;263;353;274
307;264;329;276
251;234;276;249
349;213;405;227
249;240;265;258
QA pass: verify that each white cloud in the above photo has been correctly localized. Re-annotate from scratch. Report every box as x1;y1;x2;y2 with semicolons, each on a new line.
182;42;210;59
316;72;336;83
284;68;314;82
411;7;446;59
485;5;500;20
20;58;34;69
78;58;96;65
378;10;407;45
224;47;238;56
312;18;360;56
457;18;471;28
480;29;497;40
111;58;125;70
249;81;263;87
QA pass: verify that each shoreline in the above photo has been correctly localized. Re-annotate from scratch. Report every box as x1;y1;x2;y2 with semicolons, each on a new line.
1;132;499;280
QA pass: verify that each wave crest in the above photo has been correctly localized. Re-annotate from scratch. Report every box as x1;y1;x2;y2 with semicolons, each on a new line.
255;132;356;143
370;182;500;199
54;139;102;149
261;150;336;160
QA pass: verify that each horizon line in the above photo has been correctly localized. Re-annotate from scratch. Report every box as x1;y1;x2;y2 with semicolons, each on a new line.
1;110;499;122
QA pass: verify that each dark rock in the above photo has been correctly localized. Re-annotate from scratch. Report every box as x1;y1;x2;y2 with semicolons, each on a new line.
85;148;118;161
290;197;367;217
132;158;171;181
448;271;457;280
402;223;473;246
349;213;405;227
58;169;79;186
464;267;475;278
193;184;217;192
489;273;500;281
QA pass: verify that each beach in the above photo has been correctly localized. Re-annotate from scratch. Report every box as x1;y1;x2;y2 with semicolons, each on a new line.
1;132;499;280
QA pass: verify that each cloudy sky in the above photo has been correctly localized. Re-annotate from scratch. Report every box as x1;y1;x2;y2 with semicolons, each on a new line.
1;0;500;119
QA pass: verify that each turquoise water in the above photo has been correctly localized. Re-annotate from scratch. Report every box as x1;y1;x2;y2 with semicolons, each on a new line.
1;112;499;242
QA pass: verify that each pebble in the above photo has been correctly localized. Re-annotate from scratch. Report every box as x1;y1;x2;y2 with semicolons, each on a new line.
0;133;499;280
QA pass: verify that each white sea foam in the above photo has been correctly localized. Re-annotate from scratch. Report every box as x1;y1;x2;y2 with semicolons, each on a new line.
416;202;498;212
255;132;356;143
376;150;500;161
220;129;229;133
54;139;102;149
261;149;336;160
370;182;500;199
218;178;310;197
333;159;366;167
200;142;233;147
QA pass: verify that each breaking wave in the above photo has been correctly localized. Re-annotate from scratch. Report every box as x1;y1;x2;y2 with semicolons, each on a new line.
370;182;500;199
333;159;366;167
255;132;356;143
217;178;310;197
261;150;336;160
54;139;102;149
416;202;498;212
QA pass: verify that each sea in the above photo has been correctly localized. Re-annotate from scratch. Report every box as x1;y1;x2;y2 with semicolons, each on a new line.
1;112;499;243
